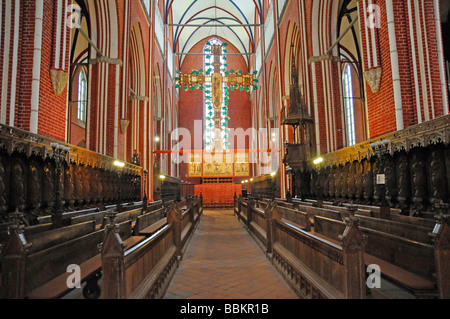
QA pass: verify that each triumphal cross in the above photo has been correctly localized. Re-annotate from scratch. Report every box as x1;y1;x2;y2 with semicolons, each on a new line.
175;41;258;151
175;40;258;177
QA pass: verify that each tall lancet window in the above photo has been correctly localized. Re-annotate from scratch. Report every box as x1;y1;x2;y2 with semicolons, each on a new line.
77;68;88;122
338;0;366;146
204;38;229;151
342;63;356;146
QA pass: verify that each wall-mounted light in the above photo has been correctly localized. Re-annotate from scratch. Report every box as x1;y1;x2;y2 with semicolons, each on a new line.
154;136;160;143
313;157;324;165
270;171;276;177
113;160;125;168
250;178;254;182
159;174;166;180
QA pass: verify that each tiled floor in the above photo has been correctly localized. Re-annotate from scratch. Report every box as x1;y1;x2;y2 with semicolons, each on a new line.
163;209;298;299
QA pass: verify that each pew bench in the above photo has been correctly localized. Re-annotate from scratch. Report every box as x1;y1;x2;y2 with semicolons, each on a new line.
26;221;96;254
138;218;168;237
35;207;101;225
312;215;440;298
25;233;146;299
133;207;167;237
364;254;436;296
295;205;343;224
354;214;434;244
271;218;366;299
277;205;311;232
2;218;146;299
102;224;178;299
101;208;143;229
70;211;107;228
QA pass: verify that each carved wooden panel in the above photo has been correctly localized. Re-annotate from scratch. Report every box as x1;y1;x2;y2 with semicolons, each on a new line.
10;155;26;212
362;159;373;204
427;146;448;205
0;124;142;226
27;156;42;216
410;148;427;210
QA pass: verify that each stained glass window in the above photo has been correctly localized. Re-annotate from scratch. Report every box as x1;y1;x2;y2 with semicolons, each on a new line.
204;38;229;150
77;68;87;122
342;63;356;146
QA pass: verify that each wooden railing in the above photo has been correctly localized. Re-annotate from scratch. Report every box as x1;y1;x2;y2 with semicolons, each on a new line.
234;197;368;299
1;197;202;299
235;196;450;299
101;197;203;299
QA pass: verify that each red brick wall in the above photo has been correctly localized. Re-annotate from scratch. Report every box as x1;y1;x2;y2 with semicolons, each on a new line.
37;0;70;141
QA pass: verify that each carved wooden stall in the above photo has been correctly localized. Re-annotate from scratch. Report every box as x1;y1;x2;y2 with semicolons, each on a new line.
153;173;181;202
0;124;142;227
101;198;203;299
250;174;281;199
286;115;450;213
234;198;367;299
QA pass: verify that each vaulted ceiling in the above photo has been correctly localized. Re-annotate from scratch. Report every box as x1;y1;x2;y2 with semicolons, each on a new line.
166;0;262;66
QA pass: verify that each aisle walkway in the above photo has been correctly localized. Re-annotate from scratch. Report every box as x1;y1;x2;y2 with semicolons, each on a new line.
163;210;298;299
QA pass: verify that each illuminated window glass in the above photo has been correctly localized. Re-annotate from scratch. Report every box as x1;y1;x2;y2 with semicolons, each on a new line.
204;38;228;150
77;68;87;122
342;64;356;146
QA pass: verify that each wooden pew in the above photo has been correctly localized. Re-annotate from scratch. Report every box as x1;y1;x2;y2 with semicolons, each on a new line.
295;205;343;223
35;207;101;225
1;213;146;299
312;215;449;298
145;200;164;213
235;198;249;225
247;205;268;251
25;221;96;254
101;199;203;299
133;207;167;237
336;203;437;229
179;198;202;253
354;214;434;244
322;204;369;219
70;210;106;228
276;205;311;232
342;203;402;215
102;223;178;299
270;214;367;299
268;198;343;223
100;208;142;229
388;213;436;229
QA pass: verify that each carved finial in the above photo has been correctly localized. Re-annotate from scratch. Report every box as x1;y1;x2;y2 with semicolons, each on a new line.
340;216;366;247
105;209;119;232
8;209;25;234
347;201;358;216
345;216;360;227
435;201;450;218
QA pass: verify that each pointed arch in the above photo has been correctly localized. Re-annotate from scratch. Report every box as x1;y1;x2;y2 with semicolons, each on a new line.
127;23;147;164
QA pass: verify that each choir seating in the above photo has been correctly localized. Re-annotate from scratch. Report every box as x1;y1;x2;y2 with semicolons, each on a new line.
0;197;188;299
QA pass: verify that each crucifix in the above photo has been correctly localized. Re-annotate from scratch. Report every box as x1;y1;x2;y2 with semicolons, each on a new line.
175;41;258;151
